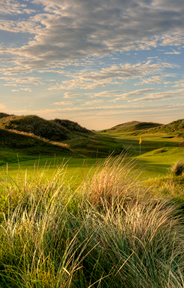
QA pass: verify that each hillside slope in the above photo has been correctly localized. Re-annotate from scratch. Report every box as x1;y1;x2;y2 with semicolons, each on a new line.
102;121;162;134
147;119;184;137
0;127;72;165
102;119;184;138
0;112;11;119
0;115;92;141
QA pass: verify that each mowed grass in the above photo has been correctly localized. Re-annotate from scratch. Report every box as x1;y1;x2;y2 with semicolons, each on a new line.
100;130;183;153
136;147;184;179
0;156;101;189
99;130;184;178
0;131;184;186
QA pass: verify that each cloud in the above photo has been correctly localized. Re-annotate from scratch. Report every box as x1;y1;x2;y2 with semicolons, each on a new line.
130;88;184;102
0;66;33;75
0;76;43;85
63;92;81;98
160;33;184;47
165;50;181;55
0;0;35;15
57;61;177;90
53;101;73;105
151;0;184;12
141;76;163;84
1;0;184;70
82;99;104;106
88;90;125;98
135;73;176;85
138;76;164;85
0;19;41;34
173;80;184;87
33;103;184;116
11;87;31;92
20;88;32;92
115;88;155;100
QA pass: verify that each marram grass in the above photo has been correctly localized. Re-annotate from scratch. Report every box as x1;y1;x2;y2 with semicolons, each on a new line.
0;155;184;287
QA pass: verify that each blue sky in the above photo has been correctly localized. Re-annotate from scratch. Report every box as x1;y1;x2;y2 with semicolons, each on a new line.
0;0;184;129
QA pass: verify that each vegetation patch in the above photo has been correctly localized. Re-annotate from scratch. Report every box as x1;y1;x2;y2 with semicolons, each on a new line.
0;115;92;142
1;156;184;287
170;159;184;176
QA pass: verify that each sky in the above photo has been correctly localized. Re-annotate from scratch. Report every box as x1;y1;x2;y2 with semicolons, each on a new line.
0;0;184;130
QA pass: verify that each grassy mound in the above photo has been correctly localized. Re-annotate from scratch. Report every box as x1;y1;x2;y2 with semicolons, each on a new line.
103;121;162;133
0;113;11;119
1;156;184;287
147;119;184;137
0;127;72;165
0;115;92;142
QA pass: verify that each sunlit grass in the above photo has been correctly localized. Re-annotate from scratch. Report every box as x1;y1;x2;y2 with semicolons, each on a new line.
1;155;184;287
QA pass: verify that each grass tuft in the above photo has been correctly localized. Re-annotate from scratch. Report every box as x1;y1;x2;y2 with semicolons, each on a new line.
170;159;184;176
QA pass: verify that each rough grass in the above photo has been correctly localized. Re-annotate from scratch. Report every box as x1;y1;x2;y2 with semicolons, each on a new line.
170;160;184;176
1;155;184;287
145;119;184;138
0;115;92;142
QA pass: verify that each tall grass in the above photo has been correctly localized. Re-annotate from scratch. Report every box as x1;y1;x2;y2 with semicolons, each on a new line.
0;155;184;287
170;159;184;176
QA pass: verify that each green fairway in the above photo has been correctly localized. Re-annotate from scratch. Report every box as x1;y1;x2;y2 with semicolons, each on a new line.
0;156;101;189
0;124;183;184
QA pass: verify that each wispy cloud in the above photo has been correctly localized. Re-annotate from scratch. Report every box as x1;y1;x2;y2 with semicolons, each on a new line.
53;101;73;106
165;50;181;55
82;99;104;106
32;103;184;115
56;61;177;90
88;90;125;98
139;76;163;85
63;92;81;99
0;76;43;85
173;80;184;87
115;88;155;100
130;88;184;102
20;88;32;92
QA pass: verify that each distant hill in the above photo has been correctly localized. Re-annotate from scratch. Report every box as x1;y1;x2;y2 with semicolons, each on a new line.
102;119;184;138
147;119;184;137
103;121;162;133
0;112;11;119
0;115;92;141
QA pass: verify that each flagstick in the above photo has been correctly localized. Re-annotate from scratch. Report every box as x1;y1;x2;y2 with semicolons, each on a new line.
139;137;142;162
139;142;141;161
